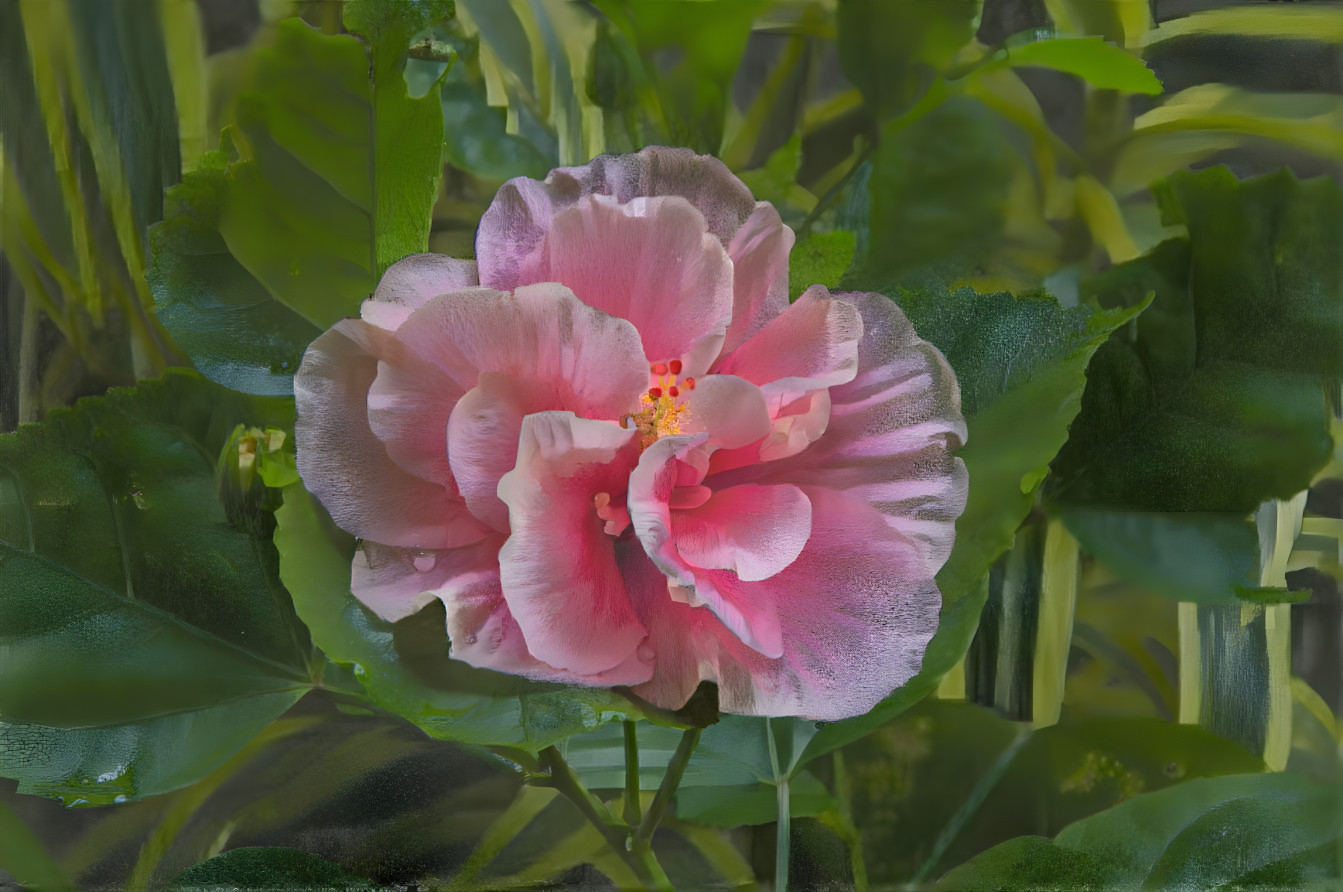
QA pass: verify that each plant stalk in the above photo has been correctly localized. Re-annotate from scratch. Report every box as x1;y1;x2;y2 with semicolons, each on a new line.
631;726;702;852
623;720;643;825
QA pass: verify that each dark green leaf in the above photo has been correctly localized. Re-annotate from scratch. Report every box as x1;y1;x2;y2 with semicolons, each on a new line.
798;289;1147;767
273;484;636;752
220;16;445;329
0;370;312;805
936;772;1342;889
149;152;322;396
844;700;1265;885
1061;508;1259;605
170;847;381;891
837;0;982;119
1051;168;1342;513
860;95;1017;288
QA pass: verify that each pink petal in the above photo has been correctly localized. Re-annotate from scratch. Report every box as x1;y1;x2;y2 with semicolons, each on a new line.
294;319;491;549
360;254;479;332
628;435;709;589
476;147;758;292
715;285;863;400
721;203;794;356
677;375;773;450
518;195;734;373
442;572;653;687
674;484;812;583
625;486;941;721
392;283;649;423
365;342;463;487
496;412;649;676
716;292;968;575
355;537;651;686
446;373;551;533
351;535;505;622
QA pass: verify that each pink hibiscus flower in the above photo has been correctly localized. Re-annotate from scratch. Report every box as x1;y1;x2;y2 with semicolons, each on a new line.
294;147;967;721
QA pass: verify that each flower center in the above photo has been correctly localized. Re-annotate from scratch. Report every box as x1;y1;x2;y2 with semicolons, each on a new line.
627;360;695;448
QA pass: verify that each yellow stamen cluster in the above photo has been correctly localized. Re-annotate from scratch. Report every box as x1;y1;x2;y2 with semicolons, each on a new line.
627;360;693;448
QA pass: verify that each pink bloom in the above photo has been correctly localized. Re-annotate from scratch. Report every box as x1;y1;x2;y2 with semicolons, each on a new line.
295;147;967;721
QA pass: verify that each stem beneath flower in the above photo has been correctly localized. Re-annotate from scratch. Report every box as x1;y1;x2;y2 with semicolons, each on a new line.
623;720;643;825
631;726;702;852
535;745;668;890
767;718;790;892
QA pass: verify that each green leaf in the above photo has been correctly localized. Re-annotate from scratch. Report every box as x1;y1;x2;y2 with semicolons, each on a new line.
844;700;1266;885
149;152;322;396
1050;168;1342;513
273;484;635;752
936;772;1342;890
837;0;982;119
1061;509;1260;605
1144;5;1343;46
219;15;445;330
983;36;1162;95
0;370;312;805
170;847;381;890
797;288;1147;766
860;94;1017;288
789;230;856;301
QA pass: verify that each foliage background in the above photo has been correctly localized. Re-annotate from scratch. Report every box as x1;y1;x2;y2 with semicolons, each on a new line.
1;0;1341;889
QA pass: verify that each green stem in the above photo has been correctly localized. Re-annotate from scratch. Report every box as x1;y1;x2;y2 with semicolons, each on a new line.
796;143;873;239
767;718;790;892
911;727;1032;884
536;746;668;890
624;720;643;825
631;726;702;852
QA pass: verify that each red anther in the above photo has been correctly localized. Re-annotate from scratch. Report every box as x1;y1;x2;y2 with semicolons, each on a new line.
683;377;696;390
668;386;680;398
647;387;663;399
669;359;683;375
651;361;669;376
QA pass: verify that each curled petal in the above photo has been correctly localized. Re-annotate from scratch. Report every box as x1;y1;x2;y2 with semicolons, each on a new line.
294;319;490;549
393;283;649;421
721;203;794;355
677;375;773;450
712;293;968;576
497;412;649;677
715;285;863;400
361;254;478;332
365;344;462;487
446;373;552;533
352;536;504;623
477;147;758;292
674;484;812;583
626;487;941;721
519;195;734;372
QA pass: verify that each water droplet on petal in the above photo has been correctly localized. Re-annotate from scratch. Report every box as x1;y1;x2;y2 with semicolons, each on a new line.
637;642;655;662
463;633;478;645
412;552;437;572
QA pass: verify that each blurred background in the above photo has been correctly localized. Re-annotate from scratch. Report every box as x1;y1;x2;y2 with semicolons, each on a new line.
2;0;1340;888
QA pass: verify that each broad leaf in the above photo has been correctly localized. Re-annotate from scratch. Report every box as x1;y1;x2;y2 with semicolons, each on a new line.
797;288;1147;766
837;0;982;119
843;700;1264;885
861;94;1018;288
149;152;321;396
1050;168;1342;513
0;800;71;891
936;772;1342;890
153;9;449;394
789;230;856;301
273;485;636;752
982;37;1162;95
0;370;313;805
1061;509;1260;606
